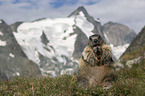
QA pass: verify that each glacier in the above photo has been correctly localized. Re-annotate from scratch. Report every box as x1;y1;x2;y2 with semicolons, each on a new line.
14;11;94;76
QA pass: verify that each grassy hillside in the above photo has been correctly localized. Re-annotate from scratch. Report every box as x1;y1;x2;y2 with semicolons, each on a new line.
121;45;145;61
0;59;145;96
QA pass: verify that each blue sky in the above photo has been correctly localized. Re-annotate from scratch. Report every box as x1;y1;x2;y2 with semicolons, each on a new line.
0;0;145;33
49;0;99;8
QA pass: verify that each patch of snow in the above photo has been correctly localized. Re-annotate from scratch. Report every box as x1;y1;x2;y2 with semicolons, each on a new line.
0;32;3;36
0;20;2;23
13;72;20;76
16;72;20;76
75;11;94;38
46;71;56;77
0;40;6;46
104;32;109;43
61;68;74;75
110;43;129;59
34;49;40;64
95;18;100;22
40;68;56;77
9;53;15;58
126;56;142;68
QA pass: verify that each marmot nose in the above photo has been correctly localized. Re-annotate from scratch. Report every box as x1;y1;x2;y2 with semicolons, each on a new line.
94;39;97;42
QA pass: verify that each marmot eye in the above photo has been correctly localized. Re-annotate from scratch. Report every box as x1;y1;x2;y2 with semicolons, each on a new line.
89;37;92;41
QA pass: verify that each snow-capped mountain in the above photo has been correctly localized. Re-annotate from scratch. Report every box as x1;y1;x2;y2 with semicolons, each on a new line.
13;10;94;76
69;6;102;37
10;6;136;76
0;19;41;80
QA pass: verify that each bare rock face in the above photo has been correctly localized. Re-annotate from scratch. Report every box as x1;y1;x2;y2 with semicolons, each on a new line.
102;22;136;46
0;19;41;80
10;22;23;32
72;26;88;59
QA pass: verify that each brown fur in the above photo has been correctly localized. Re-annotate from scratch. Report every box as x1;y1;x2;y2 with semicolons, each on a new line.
78;57;116;88
83;43;113;66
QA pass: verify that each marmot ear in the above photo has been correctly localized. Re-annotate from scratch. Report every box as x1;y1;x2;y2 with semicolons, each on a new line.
98;35;101;39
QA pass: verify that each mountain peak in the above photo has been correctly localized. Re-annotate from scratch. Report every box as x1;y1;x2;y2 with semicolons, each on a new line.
10;22;23;32
68;6;103;39
0;19;7;25
68;6;89;17
76;6;86;12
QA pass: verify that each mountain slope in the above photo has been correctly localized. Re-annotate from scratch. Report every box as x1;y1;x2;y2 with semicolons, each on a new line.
13;14;92;76
0;19;41;80
120;26;145;60
121;26;145;55
102;22;136;59
102;22;136;46
118;26;145;70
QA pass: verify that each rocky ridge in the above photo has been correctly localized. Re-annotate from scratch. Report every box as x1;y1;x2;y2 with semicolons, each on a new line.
0;19;41;80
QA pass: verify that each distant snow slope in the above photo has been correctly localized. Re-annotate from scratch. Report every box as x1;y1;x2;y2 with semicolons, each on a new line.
110;44;129;59
15;18;75;64
14;11;94;76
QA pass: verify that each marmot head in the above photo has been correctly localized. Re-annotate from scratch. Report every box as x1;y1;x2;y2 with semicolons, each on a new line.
89;34;102;47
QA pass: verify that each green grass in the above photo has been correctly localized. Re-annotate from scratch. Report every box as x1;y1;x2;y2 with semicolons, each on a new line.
111;60;145;96
0;59;145;96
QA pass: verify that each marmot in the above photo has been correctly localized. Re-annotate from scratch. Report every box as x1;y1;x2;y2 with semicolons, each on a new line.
78;34;116;88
